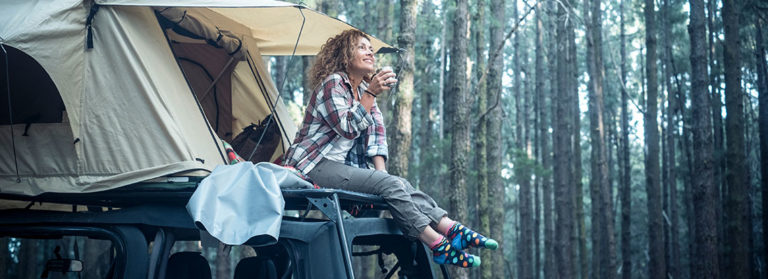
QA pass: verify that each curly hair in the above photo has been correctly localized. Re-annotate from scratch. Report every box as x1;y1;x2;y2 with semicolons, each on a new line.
307;29;372;90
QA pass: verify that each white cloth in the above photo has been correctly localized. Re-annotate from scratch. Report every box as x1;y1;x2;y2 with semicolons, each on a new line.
186;162;311;245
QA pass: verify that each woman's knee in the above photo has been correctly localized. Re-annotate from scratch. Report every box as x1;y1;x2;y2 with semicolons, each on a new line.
378;175;410;197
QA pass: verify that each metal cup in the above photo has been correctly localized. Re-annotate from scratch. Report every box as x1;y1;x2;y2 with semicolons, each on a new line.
380;66;397;86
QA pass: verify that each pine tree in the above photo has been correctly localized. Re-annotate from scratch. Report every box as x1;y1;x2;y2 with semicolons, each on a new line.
689;0;720;276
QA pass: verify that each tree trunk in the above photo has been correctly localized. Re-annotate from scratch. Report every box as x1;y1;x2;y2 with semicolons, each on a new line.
555;0;575;276
449;0;470;277
757;17;768;279
514;1;533;278
689;0;720;276
587;0;616;275
662;0;680;276
419;1;436;192
707;0;725;272
488;0;506;277
439;2;448;140
722;0;749;276
619;0;632;277
545;1;557;277
376;0;394;123
534;2;546;275
388;0;417;178
473;0;492;278
569;13;586;279
644;0;666;275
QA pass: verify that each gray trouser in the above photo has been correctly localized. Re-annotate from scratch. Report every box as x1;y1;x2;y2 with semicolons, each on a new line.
306;159;447;239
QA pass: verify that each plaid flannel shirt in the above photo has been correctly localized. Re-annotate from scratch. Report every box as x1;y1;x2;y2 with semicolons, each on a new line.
283;72;388;175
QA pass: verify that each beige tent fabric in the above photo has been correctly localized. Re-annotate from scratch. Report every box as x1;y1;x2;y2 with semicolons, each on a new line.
0;0;385;196
98;0;395;55
0;3;286;195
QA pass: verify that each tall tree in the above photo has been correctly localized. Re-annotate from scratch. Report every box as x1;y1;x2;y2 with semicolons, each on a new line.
568;10;585;279
488;0;506;277
661;0;679;277
644;0;667;274
722;0;749;276
586;0;616;275
757;15;768;277
376;0;394;120
448;0;470;277
514;1;534;278
473;0;493;278
418;0;437;192
706;0;725;267
534;1;545;276
689;0;720;275
618;0;632;277
554;0;575;276
388;0;418;178
544;1;557;277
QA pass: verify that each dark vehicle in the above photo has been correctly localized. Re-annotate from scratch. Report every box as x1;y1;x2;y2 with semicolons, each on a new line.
0;1;438;278
0;183;444;279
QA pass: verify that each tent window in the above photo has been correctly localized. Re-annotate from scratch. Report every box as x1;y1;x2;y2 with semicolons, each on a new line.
0;45;66;126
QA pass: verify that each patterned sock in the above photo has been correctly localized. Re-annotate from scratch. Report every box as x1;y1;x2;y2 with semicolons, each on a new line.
446;222;498;250
430;237;481;268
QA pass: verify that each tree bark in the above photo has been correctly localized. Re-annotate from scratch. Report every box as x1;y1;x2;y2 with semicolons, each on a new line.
661;0;680;276
756;17;768;279
514;1;533;278
706;1;725;271
534;1;546;275
644;0;667;275
722;0;749;276
587;0;616;275
488;0;506;277
439;2;448;140
545;1;557;277
419;0;436;192
689;0;720;276
555;0;575;277
619;0;632;277
449;0;470;277
388;0;418;178
473;0;492;278
569;12;586;279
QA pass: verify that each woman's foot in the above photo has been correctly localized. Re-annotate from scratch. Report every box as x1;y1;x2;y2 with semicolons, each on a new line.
430;237;480;268
445;222;498;250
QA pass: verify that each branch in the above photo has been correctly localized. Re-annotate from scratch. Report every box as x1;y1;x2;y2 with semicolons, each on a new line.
474;0;537;124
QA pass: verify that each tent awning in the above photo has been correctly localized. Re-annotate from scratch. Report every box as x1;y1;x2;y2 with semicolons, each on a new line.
95;0;397;55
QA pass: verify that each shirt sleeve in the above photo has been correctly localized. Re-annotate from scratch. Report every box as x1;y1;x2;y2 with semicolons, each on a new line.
316;74;374;139
366;101;388;160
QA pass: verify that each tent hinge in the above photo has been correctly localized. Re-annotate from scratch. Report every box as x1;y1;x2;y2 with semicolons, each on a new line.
86;3;101;49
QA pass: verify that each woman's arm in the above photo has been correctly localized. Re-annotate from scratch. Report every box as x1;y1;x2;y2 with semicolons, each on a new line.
372;155;386;171
366;101;388;169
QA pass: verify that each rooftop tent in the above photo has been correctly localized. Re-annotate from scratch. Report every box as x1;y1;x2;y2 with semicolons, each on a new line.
0;0;393;196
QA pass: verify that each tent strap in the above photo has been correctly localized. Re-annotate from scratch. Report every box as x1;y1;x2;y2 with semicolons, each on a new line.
200;56;236;103
1;44;20;183
86;3;101;49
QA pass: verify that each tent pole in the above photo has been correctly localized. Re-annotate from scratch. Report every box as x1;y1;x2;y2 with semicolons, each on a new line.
1;44;20;183
199;55;237;103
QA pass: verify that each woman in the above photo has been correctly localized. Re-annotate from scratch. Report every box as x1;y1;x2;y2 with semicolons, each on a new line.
283;30;497;268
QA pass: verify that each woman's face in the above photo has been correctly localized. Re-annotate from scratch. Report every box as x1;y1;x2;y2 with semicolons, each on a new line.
347;37;375;76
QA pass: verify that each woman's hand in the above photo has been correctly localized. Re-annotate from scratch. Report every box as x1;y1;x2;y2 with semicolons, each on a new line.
366;68;398;96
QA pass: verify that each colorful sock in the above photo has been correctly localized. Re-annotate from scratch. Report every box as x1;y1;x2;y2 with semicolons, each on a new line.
446;222;498;250
430;237;481;268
